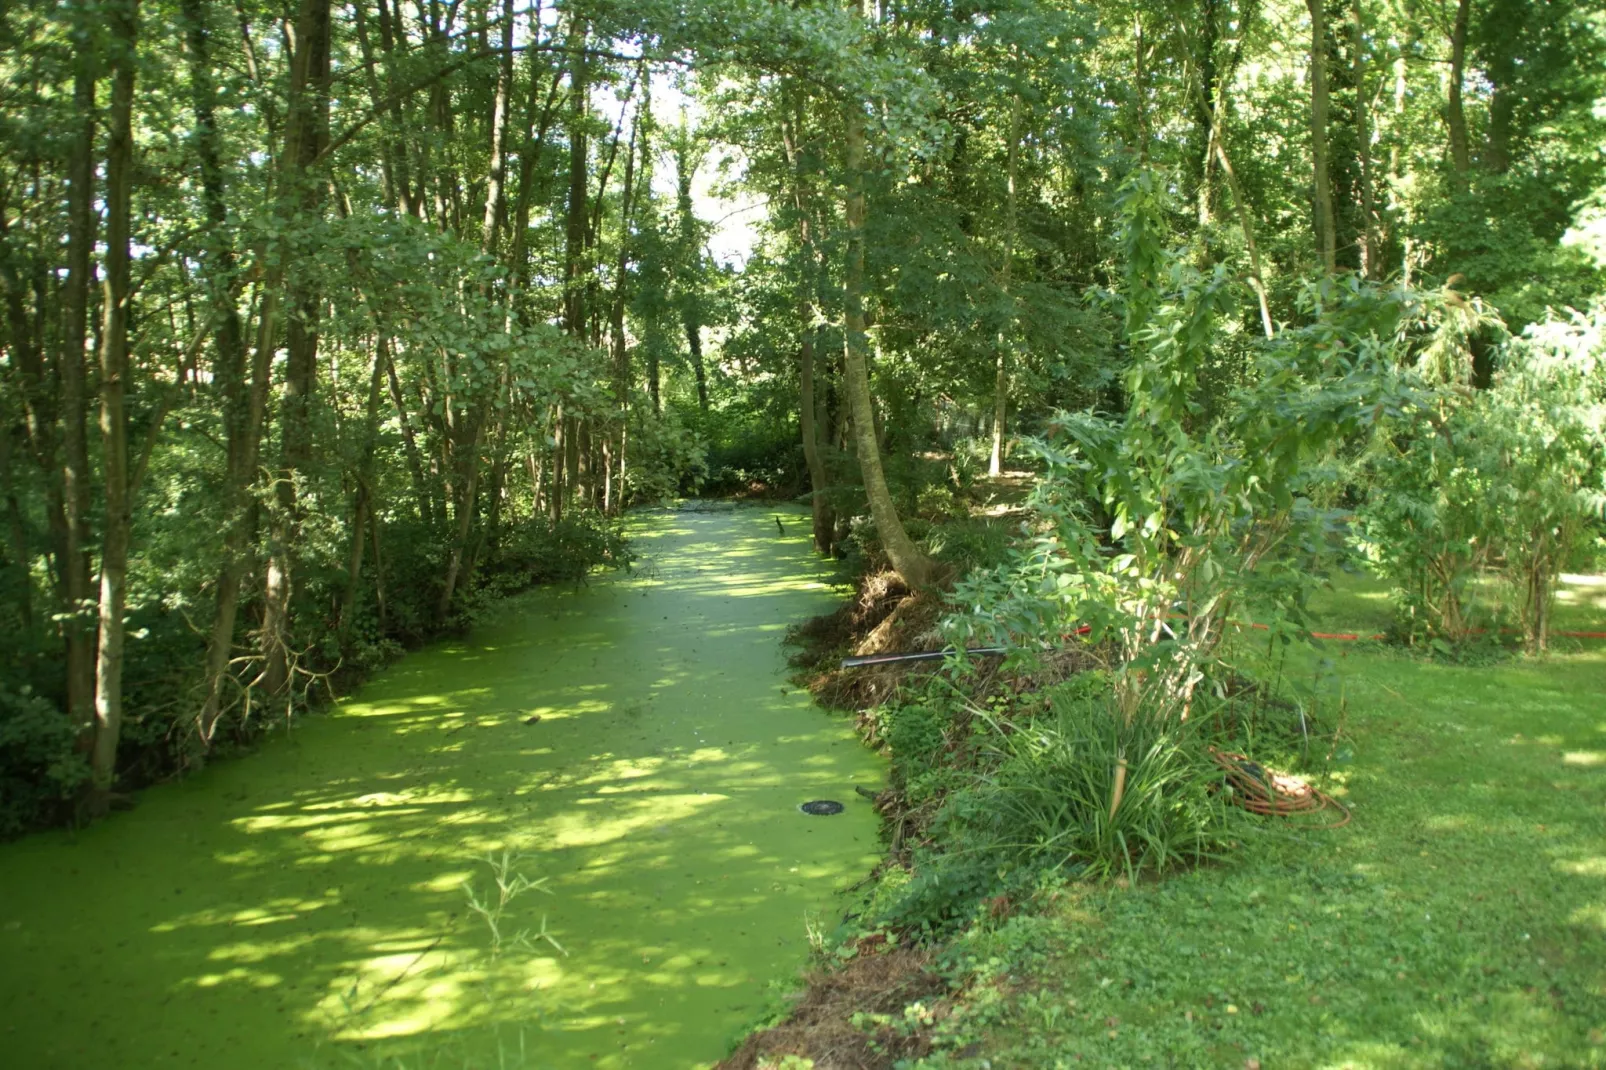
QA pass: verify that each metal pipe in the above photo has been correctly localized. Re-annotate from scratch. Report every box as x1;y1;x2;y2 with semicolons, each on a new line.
838;647;1007;669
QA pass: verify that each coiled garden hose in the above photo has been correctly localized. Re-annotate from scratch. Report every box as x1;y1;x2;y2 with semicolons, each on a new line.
1209;747;1352;829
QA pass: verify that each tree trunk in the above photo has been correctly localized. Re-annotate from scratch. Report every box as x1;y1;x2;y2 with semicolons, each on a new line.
798;329;835;553
988;92;1021;479
1194;59;1275;337
339;336;388;642
383;345;433;527
61;0;98;735
0;230;73;693
842;83;934;590
0;417;32;629
1307;0;1338;274
648;341;661;414
781;86;835;553
686;318;708;411
90;0;140;799
261;0;333;699
480;0;514;256
1446;0;1471;176
372;0;416;216
1192;0;1220;226
673;138;709;412
607;103;642;515
562;25;589;338
185;0;266;741
1353;0;1379;278
435;419;482;620
548;404;565;520
508;19;563;314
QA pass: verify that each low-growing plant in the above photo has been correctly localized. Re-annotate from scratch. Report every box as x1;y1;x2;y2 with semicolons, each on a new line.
963;686;1238;882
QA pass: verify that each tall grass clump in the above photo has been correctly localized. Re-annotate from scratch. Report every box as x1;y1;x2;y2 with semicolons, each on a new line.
870;678;1242;936
968;688;1235;881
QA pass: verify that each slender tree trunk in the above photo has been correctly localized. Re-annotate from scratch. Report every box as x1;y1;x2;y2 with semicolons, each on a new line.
436;420;482;620
1352;0;1379;278
0;232;73;675
548;403;565;520
988;92;1021;478
373;0;416;216
262;0;333;698
1194;74;1275;337
89;0;140;799
1446;0;1471;176
185;0;265;741
647;335;661;413
1307;0;1338;274
841;79;934;590
562;26;589;338
798;329;835;552
339;336;388;641
686;320;708;411
61;0;98;735
607;104;641;515
673;139;709;411
374;345;428;528
508;24;563;313
0;420;32;629
480;0;514;256
369;513;388;628
1133;15;1151;162
781;87;835;552
1193;0;1220;226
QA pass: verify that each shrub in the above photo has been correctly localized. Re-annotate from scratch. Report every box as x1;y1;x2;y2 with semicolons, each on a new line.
0;684;90;837
1353;305;1606;650
949;177;1417;720
870;679;1240;934
962;686;1235;882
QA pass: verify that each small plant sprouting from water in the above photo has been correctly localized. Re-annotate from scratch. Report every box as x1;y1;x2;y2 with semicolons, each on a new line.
463;849;567;960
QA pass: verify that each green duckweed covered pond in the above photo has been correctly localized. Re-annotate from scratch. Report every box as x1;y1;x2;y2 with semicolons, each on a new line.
0;506;883;1068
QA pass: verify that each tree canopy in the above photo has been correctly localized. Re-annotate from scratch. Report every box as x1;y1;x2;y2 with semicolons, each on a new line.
2;0;1603;826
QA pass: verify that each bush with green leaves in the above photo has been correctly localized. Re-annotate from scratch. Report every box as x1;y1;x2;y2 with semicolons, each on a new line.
0;683;90;836
1349;413;1494;643
1354;303;1606;650
621;406;709;503
948;174;1421;720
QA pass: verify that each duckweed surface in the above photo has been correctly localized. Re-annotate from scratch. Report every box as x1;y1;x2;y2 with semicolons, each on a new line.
0;506;883;1068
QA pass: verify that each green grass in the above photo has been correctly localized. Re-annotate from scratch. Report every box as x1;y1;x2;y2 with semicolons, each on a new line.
901;574;1606;1068
1305;566;1606;641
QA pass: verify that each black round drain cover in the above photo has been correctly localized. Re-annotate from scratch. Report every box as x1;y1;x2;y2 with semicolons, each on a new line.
798;800;844;816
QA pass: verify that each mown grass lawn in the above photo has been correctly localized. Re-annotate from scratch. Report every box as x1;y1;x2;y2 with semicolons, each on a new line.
910;577;1606;1069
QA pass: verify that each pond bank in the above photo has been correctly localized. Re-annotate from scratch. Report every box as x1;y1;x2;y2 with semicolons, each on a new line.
0;505;883;1068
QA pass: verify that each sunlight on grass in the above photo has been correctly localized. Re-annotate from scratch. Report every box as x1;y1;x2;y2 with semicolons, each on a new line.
920;583;1606;1069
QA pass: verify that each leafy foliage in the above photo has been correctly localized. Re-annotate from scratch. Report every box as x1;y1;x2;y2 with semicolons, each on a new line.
1354;303;1606;649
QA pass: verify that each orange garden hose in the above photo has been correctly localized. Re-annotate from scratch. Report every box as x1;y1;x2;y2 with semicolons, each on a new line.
1209;747;1352;829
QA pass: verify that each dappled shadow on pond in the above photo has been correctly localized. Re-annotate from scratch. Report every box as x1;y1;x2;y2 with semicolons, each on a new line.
0;507;882;1069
